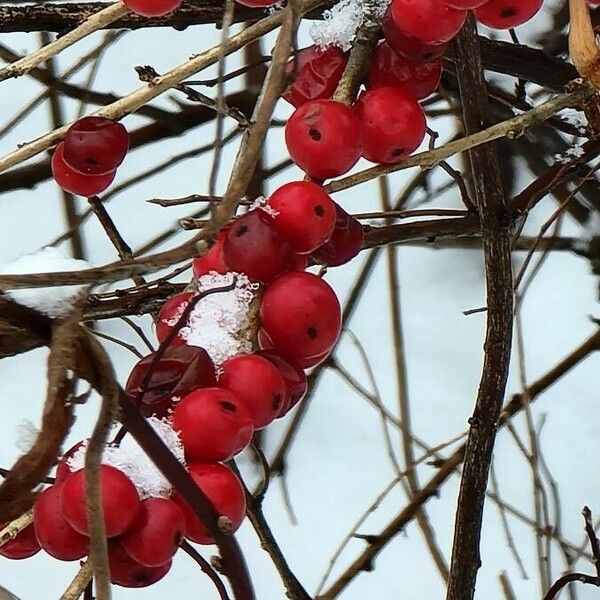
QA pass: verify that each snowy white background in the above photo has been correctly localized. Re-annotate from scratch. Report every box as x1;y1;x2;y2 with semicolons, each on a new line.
1;1;599;599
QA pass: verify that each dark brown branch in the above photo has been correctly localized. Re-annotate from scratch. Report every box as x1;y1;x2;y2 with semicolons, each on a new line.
445;18;514;600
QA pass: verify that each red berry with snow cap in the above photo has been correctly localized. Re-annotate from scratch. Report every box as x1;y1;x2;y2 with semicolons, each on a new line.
267;181;337;254
172;387;254;460
61;464;141;537
285;100;363;179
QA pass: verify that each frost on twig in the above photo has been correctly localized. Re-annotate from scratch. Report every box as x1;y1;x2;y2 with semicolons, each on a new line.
309;0;389;51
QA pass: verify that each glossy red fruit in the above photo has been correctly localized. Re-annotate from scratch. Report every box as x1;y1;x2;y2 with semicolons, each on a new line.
63;117;128;175
0;522;40;560
260;272;341;360
311;204;364;267
257;350;307;416
52;142;116;196
109;542;172;588
384;0;466;45
219;354;285;429
120;498;185;568
34;484;89;561
125;346;217;418
124;0;180;16
369;42;442;100
356;87;426;164
444;0;488;7
155;291;194;346
56;440;86;483
193;231;228;279
285;100;363;179
267;181;337;254
474;0;543;28
283;46;347;108
223;210;295;283
382;16;449;63
61;465;141;537
174;462;246;545
172;387;254;460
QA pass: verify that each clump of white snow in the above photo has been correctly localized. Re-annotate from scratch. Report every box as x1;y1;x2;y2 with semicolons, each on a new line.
0;247;91;318
553;145;585;164
310;0;390;51
15;419;40;453
178;272;258;367
67;417;185;499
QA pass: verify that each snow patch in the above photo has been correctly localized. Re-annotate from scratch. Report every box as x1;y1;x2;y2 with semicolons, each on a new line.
0;247;91;318
67;417;185;499
310;0;390;51
179;272;258;367
15;419;39;453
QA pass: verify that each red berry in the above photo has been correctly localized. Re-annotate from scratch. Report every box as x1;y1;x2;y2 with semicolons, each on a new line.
173;462;246;545
52;142;116;196
56;440;86;483
283;46;347;108
155;291;194;346
109;542;172;588
33;484;89;561
63;117;128;175
219;354;285;429
223;210;295;283
172;388;254;460
61;465;141;537
0;522;40;560
474;0;543;28
260;272;341;360
444;0;488;7
383;21;449;64
193;231;228;279
356;87;426;164
310;204;364;267
384;0;467;45
267;181;337;254
124;0;181;16
120;498;185;568
369;42;442;100
285;100;363;179
256;350;307;416
125;346;217;418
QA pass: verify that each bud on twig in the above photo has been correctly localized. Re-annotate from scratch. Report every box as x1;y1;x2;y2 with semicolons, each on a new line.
569;0;600;88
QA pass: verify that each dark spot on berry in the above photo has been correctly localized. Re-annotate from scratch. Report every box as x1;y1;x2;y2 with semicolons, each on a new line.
308;128;322;141
391;148;405;157
174;530;183;546
85;157;98;165
422;52;433;61
314;205;325;217
134;570;150;583
500;6;517;17
307;326;317;339
235;225;249;237
220;400;236;412
272;394;283;410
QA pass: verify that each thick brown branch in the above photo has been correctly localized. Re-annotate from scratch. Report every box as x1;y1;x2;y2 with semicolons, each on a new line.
445;18;514;600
